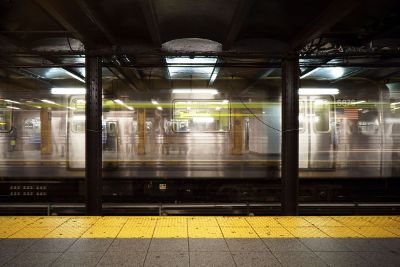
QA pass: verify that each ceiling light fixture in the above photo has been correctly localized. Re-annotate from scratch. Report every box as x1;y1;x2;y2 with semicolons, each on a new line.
51;87;86;95
299;88;339;95
172;89;218;95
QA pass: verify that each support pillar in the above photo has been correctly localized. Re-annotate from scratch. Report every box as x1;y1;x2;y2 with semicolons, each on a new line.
40;108;52;155
137;108;146;155
85;56;102;215
281;57;299;215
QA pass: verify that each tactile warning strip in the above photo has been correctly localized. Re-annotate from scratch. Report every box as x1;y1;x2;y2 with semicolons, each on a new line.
0;216;399;238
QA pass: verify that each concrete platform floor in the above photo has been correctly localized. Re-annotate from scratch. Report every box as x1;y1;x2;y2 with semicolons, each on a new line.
0;216;399;266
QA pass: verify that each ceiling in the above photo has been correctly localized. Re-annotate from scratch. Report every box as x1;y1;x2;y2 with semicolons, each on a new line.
0;0;399;96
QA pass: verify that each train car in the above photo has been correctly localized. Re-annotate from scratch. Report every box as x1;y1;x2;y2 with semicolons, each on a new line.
0;79;399;206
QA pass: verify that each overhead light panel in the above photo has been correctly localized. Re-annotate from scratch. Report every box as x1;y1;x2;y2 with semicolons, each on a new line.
172;89;218;95
300;68;319;79
352;100;366;105
299;88;339;95
51;87;86;95
166;57;217;80
151;99;159;105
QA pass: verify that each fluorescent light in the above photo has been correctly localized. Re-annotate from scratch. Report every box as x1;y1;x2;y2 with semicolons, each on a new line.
114;99;124;105
299;88;339;95
4;99;21;104
157;106;163;111
65;71;85;83
127;106;134;111
353;100;366;105
193;117;214;123
41;99;57;105
330;67;344;79
222;99;229;104
390;102;400;106
300;67;345;80
67;106;76;110
209;71;218;84
172;89;218;95
51;87;86;95
300;68;319;79
151;99;159;105
6;106;20;110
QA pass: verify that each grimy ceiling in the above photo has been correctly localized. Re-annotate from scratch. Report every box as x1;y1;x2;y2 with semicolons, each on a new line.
0;0;399;93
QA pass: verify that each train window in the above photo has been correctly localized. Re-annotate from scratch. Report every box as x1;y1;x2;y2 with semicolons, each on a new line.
173;100;230;132
358;109;379;134
313;99;330;132
0;109;12;132
23;118;40;135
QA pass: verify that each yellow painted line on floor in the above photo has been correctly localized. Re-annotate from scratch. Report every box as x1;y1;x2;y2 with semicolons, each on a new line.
188;227;223;238
0;216;399;238
221;227;258;238
304;217;344;227
46;227;89;238
350;226;399;238
253;227;294;238
317;226;364;238
286;227;329;238
246;217;282;228
118;226;155;238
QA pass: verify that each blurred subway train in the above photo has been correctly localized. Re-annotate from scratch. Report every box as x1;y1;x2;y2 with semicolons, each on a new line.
1;78;400;204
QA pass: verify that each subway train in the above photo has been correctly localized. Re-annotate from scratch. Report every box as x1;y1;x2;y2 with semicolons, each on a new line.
1;78;400;205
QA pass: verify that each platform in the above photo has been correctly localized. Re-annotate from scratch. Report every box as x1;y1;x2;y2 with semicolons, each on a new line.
0;216;399;266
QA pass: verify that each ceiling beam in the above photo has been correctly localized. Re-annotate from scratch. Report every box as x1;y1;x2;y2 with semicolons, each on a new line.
36;0;144;90
140;0;162;46
376;70;400;81
35;0;88;44
74;0;117;45
0;58;52;87
224;0;255;50
0;33;84;84
290;0;360;52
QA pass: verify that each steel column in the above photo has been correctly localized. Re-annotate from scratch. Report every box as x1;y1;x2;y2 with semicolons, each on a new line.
281;57;299;215
85;56;102;215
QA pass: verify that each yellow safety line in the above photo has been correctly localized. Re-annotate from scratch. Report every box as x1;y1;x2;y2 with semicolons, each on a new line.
1;216;399;239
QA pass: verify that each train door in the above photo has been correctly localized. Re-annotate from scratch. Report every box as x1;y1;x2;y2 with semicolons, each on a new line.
299;95;335;169
67;97;85;169
103;120;118;169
